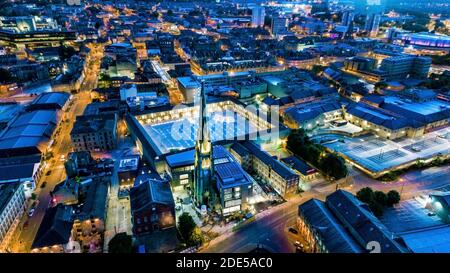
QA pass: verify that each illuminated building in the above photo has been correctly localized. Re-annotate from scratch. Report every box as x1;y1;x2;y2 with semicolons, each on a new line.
0;16;75;49
0;183;26;252
364;13;381;38
251;6;265;28
193;82;214;207
271;16;288;36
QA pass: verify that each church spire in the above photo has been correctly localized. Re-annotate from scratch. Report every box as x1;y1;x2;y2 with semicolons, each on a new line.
193;81;214;207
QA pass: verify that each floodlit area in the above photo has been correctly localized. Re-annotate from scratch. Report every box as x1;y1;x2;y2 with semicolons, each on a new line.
136;101;274;155
144;110;259;154
314;120;364;136
380;198;442;234
321;126;450;175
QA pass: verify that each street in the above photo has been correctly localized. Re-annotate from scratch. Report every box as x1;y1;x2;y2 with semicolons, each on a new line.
202;164;450;253
5;44;101;252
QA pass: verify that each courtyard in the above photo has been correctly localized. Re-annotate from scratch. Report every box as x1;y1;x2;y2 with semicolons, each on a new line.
143;110;263;154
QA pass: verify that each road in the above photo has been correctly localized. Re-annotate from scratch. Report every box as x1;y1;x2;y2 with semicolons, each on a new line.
102;136;134;253
202;164;450;253
5;44;101;252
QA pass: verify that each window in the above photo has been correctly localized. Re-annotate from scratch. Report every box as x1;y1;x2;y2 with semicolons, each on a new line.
180;174;189;180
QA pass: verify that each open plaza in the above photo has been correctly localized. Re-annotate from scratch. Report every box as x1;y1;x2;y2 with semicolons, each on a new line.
127;98;282;160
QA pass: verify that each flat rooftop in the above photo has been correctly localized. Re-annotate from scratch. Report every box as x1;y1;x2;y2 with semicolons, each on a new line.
0;103;22;123
380;199;443;234
321;126;450;174
384;96;450;116
401;225;450;253
118;155;140;172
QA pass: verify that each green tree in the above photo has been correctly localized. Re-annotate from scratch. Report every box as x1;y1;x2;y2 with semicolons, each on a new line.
402;22;428;32
167;9;174;16
374;191;388;207
188;227;205;247
311;65;326;75
319;153;348;180
374;81;388;94
356;187;374;204
108;232;134;253
178;212;196;242
0;68;13;83
304;144;322;166
386;190;401;207
369;201;384;217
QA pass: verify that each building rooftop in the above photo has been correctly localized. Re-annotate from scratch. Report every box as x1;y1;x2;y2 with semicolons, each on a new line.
298;198;362;253
0;109;57;155
71;114;116;135
77;180;108;221
130;178;174;212
230;142;250;157
165;149;195;168
400;225;450;253
118;155;140;173
0;155;39;181
215;161;252;189
28;92;71;111
346;102;413;130
326;190;405;253
381;96;450;124
31;204;74;249
241;141;298;180
0;103;22;125
281;156;316;176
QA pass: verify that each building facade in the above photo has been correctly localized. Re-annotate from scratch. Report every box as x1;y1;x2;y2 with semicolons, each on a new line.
0;183;26;252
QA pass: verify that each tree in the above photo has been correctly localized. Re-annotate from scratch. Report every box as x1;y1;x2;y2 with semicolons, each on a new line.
178;212;196;242
311;65;326;75
167;9;174;16
304;144;322;166
374;191;388;207
374;81;388;94
286;129;311;156
188;227;205;247
0;68;13;83
108;232;134;253
402;22;428;33
369;201;384;217
356;187;374;204
386;190;401;207
319;153;348;180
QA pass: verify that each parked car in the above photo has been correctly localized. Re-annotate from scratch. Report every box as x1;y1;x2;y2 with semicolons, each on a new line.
28;208;35;217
